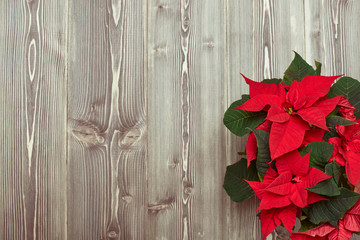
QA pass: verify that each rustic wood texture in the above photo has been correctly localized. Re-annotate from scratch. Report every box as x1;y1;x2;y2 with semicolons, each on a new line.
2;0;360;239
67;0;146;240
0;0;68;239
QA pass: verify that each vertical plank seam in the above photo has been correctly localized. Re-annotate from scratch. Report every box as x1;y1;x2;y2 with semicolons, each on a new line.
303;0;306;59
144;0;149;238
65;0;70;238
224;0;230;239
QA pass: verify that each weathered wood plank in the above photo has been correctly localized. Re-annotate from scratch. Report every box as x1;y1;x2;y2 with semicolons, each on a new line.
67;0;147;239
305;0;360;79
227;0;305;239
148;0;228;239
0;0;68;239
147;0;183;238
226;0;262;239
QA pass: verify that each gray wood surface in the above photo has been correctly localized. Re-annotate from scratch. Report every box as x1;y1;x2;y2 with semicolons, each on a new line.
0;0;67;239
1;0;360;239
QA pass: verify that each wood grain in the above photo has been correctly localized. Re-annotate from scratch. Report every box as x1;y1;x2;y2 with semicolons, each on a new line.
0;0;67;239
67;0;146;239
2;0;360;239
148;0;228;239
305;0;360;79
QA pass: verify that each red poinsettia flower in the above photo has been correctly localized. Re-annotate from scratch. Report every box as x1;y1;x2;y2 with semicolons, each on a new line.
235;74;342;159
245;151;330;239
328;119;360;187
259;204;297;240
291;199;360;240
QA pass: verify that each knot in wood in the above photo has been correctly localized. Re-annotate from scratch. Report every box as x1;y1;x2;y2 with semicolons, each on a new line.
107;231;118;238
119;128;142;147
71;121;103;146
121;195;133;203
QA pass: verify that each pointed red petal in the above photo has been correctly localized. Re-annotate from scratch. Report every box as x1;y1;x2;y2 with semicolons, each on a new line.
347;199;360;215
296;75;342;108
344;214;360;232
258;192;292;210
291;224;335;240
244;180;267;200
246;132;257;167
262;167;279;185
276;151;310;176
312;96;342;116
328;137;346;166
256;120;272;132
287;80;301;106
304;167;332;188
265;172;292;195
260;209;278;240
241;73;279;98
328;220;353;240
296;107;328;130
307;191;328;205
289;184;308;208
270;117;310;159
338;95;356;121
234;94;283;112
278;204;297;234
266;105;290;123
345;151;360;187
302;128;325;147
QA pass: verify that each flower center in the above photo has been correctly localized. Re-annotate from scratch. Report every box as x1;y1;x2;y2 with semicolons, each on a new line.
282;102;294;115
291;176;303;183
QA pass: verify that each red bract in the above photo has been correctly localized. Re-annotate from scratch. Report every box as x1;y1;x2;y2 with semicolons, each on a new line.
235;74;342;159
246;152;329;210
291;200;360;240
329;119;360;188
260;204;297;240
245;152;331;238
338;96;356;121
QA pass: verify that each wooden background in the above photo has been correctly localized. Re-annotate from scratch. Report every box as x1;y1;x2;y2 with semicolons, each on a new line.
1;0;360;239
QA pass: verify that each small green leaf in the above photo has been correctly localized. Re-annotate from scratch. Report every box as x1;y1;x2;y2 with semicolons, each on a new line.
262;78;282;84
300;142;334;171
307;179;340;197
223;158;260;202
327;77;360;117
252;129;271;178
325;161;341;184
307;188;360;225
326;115;357;129
283;52;316;86
315;60;322;75
223;95;267;136
298;218;320;232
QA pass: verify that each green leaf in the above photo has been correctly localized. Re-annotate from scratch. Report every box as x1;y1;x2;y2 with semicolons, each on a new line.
315;60;322;75
223;95;267;137
283;52;316;86
327;77;360;117
252;129;271;178
326;115;357;129
307;188;360;225
223;158;260;202
298;218;320;232
325;161;341;184
262;78;282;84
300;142;334;171
307;178;340;197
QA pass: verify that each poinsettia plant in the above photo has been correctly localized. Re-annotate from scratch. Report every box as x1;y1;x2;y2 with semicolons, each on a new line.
223;52;360;240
